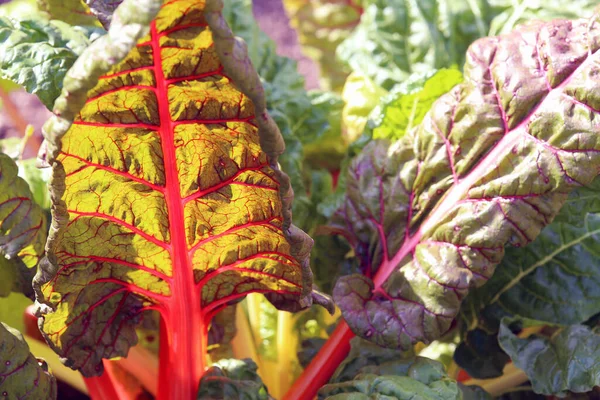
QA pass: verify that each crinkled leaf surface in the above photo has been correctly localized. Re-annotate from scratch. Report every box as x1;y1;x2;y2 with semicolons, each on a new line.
197;358;273;400
498;319;600;396
461;176;600;330
0;153;45;297
282;0;363;92
36;0;314;377
0;17;103;108
0;322;57;400
330;337;414;384
331;15;600;350
319;352;461;400
328;68;462;221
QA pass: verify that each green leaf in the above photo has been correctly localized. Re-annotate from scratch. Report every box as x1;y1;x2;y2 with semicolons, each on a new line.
489;0;599;36
453;329;510;379
0;322;57;400
197;358;273;400
320;352;462;400
336;0;489;92
302;91;345;171
330;337;414;384
370;69;464;142
0;17;104;109
0;153;46;298
498;318;600;397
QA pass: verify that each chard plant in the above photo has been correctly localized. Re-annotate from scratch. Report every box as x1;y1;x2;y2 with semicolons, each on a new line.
0;0;599;399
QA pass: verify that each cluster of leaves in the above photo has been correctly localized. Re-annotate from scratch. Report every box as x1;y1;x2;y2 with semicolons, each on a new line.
0;0;599;400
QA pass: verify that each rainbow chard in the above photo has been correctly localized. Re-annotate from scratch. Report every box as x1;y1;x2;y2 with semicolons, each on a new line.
290;11;600;399
33;0;329;399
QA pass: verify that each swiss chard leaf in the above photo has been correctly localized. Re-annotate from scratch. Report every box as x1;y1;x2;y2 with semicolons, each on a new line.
319;350;462;400
329;337;414;384
331;14;600;350
0;322;57;400
197;358;273;400
0;153;46;298
34;3;326;398
0;16;104;109
498;318;600;397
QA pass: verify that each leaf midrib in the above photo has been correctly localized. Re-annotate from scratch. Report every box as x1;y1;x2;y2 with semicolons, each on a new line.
373;45;600;289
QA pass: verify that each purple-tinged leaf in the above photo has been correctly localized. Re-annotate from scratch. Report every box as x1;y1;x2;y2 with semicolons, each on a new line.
331;15;600;349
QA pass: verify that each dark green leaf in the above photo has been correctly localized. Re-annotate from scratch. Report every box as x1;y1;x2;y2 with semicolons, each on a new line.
320;353;461;400
197;358;273;400
499;318;600;397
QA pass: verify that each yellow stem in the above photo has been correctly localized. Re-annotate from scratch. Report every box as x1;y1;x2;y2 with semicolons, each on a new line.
276;311;295;398
246;293;262;347
231;302;268;383
446;360;460;380
464;363;529;396
518;326;544;338
24;335;87;394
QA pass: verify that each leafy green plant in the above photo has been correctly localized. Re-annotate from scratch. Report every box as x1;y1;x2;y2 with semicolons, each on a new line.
0;0;598;399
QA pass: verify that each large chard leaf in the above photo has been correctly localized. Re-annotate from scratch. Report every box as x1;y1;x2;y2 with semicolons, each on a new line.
35;0;324;385
0;322;57;399
498;319;600;396
0;16;103;109
0;153;46;297
331;14;600;349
